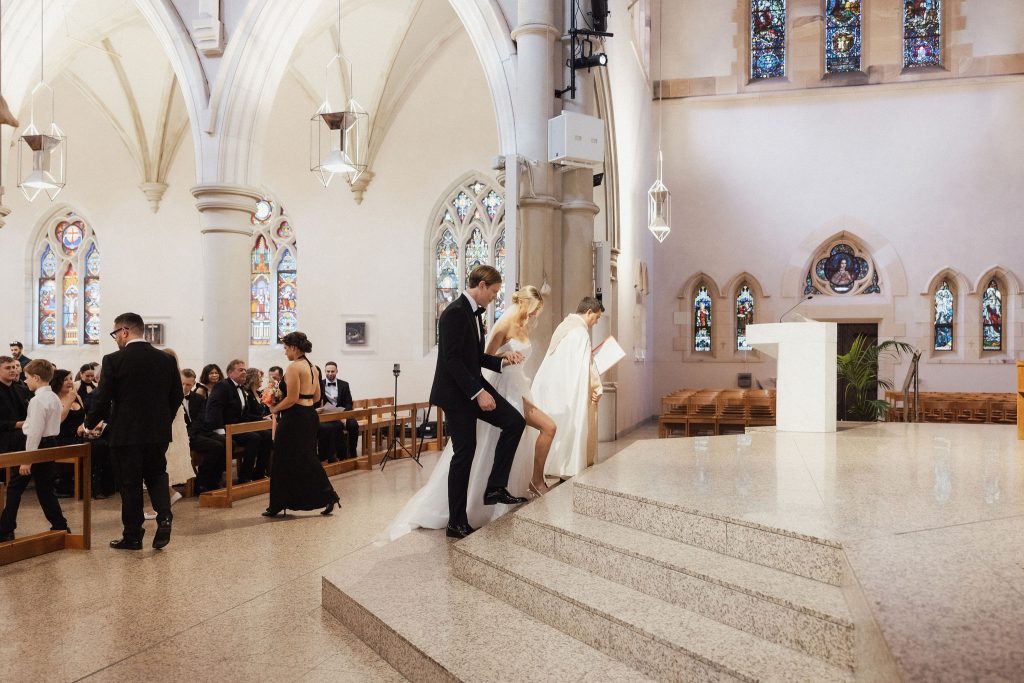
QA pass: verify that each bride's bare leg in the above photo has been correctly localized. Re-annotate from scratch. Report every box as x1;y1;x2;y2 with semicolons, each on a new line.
524;399;556;494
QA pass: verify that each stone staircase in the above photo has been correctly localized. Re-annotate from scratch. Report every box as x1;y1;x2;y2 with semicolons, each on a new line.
451;481;856;682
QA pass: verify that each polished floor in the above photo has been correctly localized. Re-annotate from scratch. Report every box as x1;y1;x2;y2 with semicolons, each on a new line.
0;425;654;682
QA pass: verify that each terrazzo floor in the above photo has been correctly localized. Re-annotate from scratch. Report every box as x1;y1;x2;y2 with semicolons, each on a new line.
0;423;655;682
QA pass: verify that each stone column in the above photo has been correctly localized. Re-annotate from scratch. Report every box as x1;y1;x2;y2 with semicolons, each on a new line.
513;0;561;359
191;183;263;365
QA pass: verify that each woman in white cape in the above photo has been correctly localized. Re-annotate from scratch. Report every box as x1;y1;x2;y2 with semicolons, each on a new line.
380;286;557;542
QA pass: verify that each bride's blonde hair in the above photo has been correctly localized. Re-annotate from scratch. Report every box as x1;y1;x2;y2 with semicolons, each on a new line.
511;286;544;326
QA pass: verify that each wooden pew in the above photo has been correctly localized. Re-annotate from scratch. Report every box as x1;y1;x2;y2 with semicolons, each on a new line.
0;443;91;566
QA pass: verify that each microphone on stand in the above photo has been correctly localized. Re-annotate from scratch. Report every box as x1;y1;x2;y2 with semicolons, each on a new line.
779;294;814;323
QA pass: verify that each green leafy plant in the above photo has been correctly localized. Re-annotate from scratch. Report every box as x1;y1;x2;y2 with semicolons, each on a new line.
836;335;916;421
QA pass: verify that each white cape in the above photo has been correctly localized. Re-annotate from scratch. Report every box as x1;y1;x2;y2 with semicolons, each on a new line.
534;315;596;479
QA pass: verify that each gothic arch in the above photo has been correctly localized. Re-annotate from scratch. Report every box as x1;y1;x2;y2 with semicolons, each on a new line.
782;226;908;298
973;266;1022;296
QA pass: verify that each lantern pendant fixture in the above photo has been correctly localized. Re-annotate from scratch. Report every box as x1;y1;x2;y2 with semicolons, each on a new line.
18;5;66;202
647;151;671;243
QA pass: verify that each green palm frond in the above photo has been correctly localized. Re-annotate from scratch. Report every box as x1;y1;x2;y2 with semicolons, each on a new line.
837;335;916;421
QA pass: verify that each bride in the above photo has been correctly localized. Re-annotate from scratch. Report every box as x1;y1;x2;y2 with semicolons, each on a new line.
380;286;557;542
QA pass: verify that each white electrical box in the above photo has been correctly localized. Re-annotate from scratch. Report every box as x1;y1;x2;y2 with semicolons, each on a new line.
548;111;605;166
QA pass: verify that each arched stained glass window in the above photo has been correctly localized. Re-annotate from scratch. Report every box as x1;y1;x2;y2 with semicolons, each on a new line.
933;280;953;351
903;0;942;69
736;284;754;351
694;284;712;352
982;278;1002;351
429;176;506;345
250;201;298;345
35;214;100;346
825;0;862;74
751;0;786;79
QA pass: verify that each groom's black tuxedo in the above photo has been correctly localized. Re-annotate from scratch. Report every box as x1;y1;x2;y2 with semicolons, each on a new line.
430;293;525;529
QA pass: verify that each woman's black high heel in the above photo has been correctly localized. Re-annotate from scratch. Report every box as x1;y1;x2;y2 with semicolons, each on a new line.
321;495;340;516
261;508;284;517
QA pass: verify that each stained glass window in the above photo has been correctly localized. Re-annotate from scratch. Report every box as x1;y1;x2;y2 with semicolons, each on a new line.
982;278;1002;351
250;203;298;345
277;249;298;342
806;241;878;296
36;214;99;346
694;284;712;352
494;231;507;320
825;0;862;74
903;0;942;69
750;0;786;79
430;176;506;344
736;284;754;351
933;280;953;351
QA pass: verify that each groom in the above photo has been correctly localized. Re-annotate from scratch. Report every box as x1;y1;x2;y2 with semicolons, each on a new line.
431;265;527;539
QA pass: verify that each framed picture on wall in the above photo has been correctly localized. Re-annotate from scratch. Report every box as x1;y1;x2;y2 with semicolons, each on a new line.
345;322;367;346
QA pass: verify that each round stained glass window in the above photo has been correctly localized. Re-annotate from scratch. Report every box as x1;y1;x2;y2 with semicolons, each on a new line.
61;222;84;254
254;199;274;223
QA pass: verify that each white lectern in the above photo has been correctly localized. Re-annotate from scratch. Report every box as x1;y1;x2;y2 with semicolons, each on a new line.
746;322;837;433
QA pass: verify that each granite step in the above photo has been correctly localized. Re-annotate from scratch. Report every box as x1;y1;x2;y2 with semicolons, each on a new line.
453;517;852;683
572;480;846;585
514;484;855;670
321;529;653;682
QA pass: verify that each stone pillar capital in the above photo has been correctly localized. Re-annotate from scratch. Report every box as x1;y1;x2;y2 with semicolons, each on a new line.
190;183;264;236
511;23;561;41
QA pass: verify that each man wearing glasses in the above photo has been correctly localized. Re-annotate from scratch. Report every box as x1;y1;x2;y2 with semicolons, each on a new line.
85;313;182;550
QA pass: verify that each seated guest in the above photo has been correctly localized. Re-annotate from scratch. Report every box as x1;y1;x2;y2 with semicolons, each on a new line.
75;363;99;412
50;369;112;499
9;341;30;382
181;369;227;492
320;361;359;459
0;355;29;454
205;359;271;483
268;366;284;389
195;364;223;399
244;367;269;418
0;359;69;542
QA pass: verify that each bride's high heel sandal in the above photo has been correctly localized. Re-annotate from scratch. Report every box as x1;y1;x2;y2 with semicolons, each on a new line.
528;481;549;497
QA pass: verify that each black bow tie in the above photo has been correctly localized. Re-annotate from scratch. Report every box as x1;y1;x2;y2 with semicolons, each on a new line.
473;307;487;317
327;382;336;386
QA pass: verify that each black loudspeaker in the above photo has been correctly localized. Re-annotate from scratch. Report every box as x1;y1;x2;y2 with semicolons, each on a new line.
590;0;609;33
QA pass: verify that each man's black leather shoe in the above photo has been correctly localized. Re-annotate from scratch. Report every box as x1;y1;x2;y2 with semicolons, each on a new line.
483;487;528;505
110;538;143;550
0;532;14;542
153;520;172;549
445;523;475;539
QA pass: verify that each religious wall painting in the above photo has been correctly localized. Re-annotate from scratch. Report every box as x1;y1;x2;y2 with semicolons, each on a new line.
982;278;1002;351
750;0;786;80
933;279;954;351
694;284;713;352
903;0;942;69
806;240;878;296
825;0;862;74
36;213;100;346
736;284;755;351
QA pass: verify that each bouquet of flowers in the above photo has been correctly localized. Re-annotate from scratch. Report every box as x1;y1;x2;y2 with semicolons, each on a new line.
261;385;282;408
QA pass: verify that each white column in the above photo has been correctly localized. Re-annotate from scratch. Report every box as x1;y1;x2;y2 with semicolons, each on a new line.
191;183;263;365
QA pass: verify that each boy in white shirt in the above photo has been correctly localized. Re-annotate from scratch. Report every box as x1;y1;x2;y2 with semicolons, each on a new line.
0;359;69;542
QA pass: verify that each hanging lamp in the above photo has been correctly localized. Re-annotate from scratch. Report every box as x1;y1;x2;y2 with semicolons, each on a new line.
18;3;66;202
647;0;670;243
310;0;367;187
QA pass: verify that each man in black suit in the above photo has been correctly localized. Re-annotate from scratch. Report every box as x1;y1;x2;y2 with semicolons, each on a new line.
0;355;29;454
179;368;227;492
319;361;359;460
430;265;527;539
9;342;30;383
205;359;271;482
85;313;182;550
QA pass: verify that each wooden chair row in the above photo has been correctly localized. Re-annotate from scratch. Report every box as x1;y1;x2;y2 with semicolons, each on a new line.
885;391;1018;425
659;389;777;438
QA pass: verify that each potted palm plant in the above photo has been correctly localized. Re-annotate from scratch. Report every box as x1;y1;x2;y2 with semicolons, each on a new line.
836;334;916;421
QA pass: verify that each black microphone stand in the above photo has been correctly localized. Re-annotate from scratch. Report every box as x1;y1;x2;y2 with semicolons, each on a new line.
379;363;420;471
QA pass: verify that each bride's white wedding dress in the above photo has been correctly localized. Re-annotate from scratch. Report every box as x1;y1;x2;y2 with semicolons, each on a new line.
380;337;535;542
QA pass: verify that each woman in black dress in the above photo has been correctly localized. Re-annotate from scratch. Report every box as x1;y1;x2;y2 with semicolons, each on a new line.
262;332;340;517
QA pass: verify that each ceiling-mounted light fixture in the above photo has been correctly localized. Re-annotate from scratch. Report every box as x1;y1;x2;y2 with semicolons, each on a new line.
310;0;367;187
647;0;670;243
18;3;66;202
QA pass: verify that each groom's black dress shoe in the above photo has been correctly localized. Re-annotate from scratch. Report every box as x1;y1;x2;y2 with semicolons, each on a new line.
110;537;143;550
446;523;476;539
153;520;172;549
483;487;528;505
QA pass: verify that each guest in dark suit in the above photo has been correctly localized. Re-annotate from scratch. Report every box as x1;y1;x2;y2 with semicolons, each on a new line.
180;369;227;492
430;265;527;539
318;361;359;460
205;359;272;483
9;342;30;382
85;313;182;550
0;355;29;454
